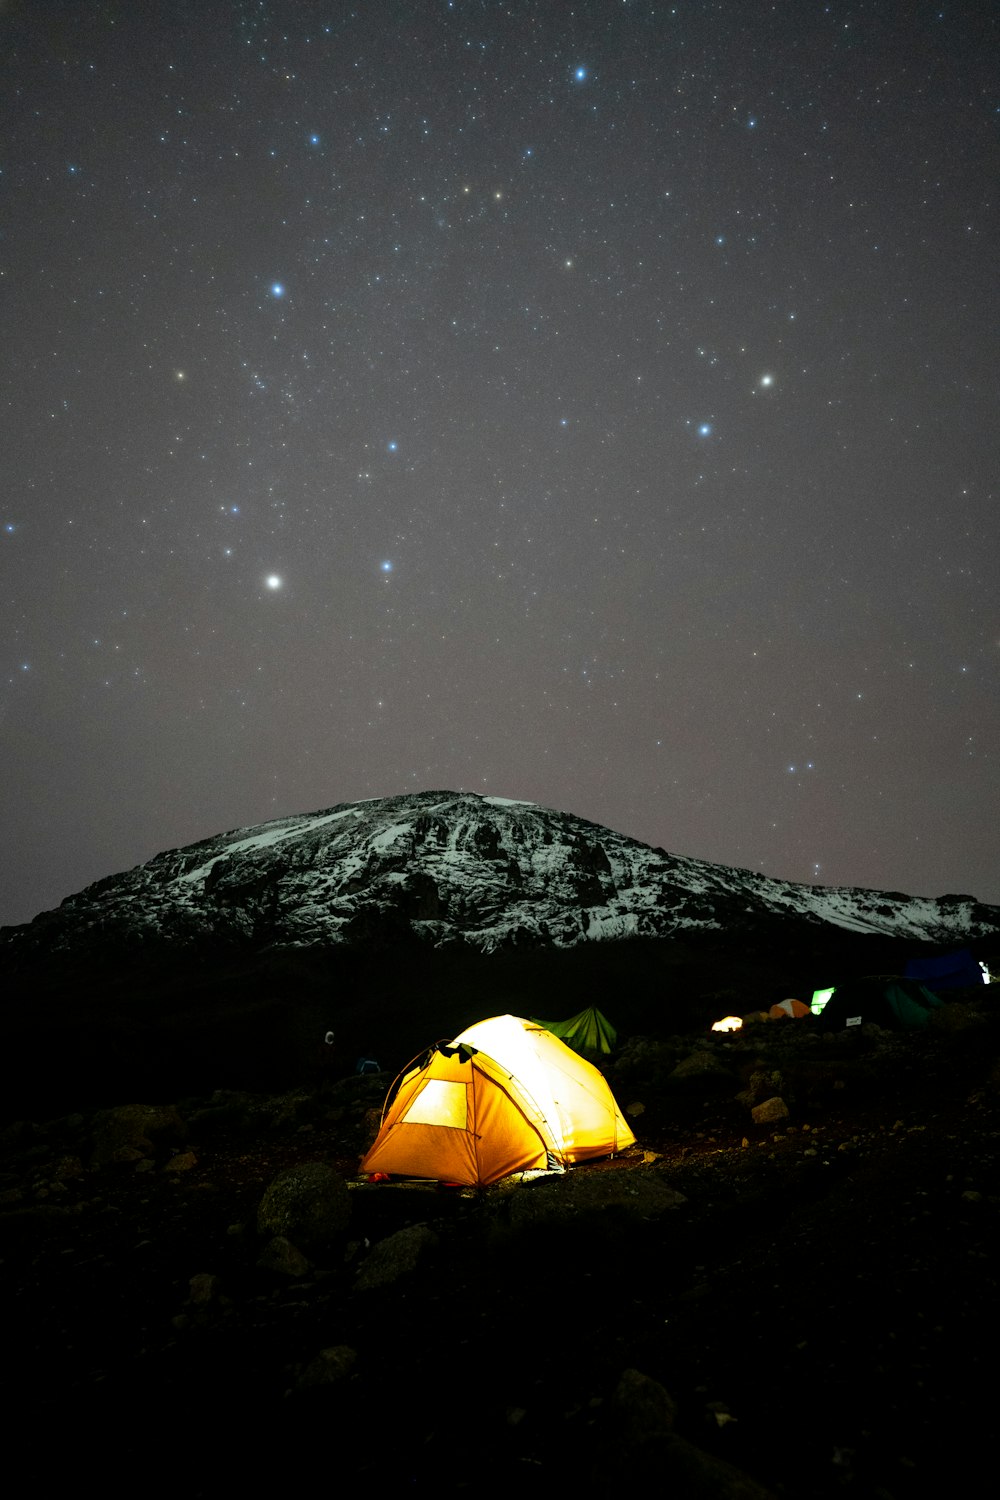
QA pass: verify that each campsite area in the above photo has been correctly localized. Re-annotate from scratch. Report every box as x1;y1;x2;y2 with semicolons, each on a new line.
3;989;998;1497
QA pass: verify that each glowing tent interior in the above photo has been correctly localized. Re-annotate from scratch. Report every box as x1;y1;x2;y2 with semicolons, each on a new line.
359;1014;636;1186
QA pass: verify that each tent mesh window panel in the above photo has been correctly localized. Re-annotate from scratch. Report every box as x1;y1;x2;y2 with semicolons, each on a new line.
401;1078;468;1129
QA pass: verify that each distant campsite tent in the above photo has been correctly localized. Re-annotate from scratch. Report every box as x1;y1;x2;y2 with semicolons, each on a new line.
532;1005;618;1054
359;1014;635;1186
904;948;984;993
768;998;811;1020
814;977;944;1032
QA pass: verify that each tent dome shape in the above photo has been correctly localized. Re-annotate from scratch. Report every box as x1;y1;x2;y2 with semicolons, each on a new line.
532;1005;617;1053
360;1015;635;1186
452;1015;633;1163
903;948;984;993
817;976;943;1032
768;998;811;1020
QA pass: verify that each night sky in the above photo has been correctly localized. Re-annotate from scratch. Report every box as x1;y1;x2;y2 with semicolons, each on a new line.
2;0;998;929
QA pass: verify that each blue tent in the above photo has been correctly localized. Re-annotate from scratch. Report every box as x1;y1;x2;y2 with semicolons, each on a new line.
904;948;984;993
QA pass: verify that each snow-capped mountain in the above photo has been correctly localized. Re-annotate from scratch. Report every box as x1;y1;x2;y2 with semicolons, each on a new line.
4;791;998;963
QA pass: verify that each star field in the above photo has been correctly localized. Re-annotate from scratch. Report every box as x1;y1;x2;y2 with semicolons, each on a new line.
1;1;998;925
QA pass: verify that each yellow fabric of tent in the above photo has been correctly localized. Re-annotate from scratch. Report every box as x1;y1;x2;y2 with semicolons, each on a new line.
360;1015;635;1186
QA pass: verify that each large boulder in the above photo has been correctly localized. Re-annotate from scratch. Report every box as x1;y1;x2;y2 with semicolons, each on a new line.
89;1103;186;1169
504;1165;687;1231
257;1162;350;1253
669;1050;736;1087
355;1224;439;1290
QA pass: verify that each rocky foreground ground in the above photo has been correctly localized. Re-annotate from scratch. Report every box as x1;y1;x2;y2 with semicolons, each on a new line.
3;997;998;1497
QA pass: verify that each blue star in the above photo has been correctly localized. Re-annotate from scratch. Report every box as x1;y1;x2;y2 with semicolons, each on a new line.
270;282;285;299
387;440;398;452
308;134;320;146
698;423;713;437
573;66;588;82
380;560;393;573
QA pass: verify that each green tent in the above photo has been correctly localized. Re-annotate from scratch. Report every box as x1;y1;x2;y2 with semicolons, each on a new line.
531;1005;617;1054
813;976;943;1031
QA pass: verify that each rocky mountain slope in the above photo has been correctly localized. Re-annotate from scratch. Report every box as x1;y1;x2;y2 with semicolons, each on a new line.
3;791;997;1120
5;790;998;963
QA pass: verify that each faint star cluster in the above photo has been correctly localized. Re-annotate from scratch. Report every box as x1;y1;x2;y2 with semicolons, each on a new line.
0;1;997;925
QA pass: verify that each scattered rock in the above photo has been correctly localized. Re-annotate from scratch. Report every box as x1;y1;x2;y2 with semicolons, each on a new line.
164;1151;198;1173
188;1272;221;1305
504;1165;687;1230
294;1344;357;1389
670;1052;736;1083
52;1155;85;1180
609;1368;776;1494
257;1236;310;1277
612;1367;677;1440
931;1003;988;1034
751;1096;790;1125
355;1223;439;1290
89;1103;186;1169
646;1431;778;1497
739;1068;785;1107
257;1162;351;1254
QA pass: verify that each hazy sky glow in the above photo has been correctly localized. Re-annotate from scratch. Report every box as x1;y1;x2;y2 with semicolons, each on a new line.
2;1;998;927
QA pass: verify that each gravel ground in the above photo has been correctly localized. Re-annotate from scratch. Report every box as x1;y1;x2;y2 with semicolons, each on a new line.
3;1001;998;1496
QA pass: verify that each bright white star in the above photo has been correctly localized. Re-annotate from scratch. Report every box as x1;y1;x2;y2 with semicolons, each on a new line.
265;574;283;590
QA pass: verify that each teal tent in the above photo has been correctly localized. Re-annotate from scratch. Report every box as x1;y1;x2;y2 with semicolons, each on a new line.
531;1006;617;1054
815;976;943;1032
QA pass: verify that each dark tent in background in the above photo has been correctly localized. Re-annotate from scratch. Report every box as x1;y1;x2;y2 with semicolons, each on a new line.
531;1005;617;1054
815;977;943;1032
904;948;984;993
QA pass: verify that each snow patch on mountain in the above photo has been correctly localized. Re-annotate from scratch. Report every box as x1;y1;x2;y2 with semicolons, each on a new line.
2;790;997;964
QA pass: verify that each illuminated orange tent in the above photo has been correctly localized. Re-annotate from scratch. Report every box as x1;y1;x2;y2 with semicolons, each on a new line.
359;1014;635;1186
768;998;811;1020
